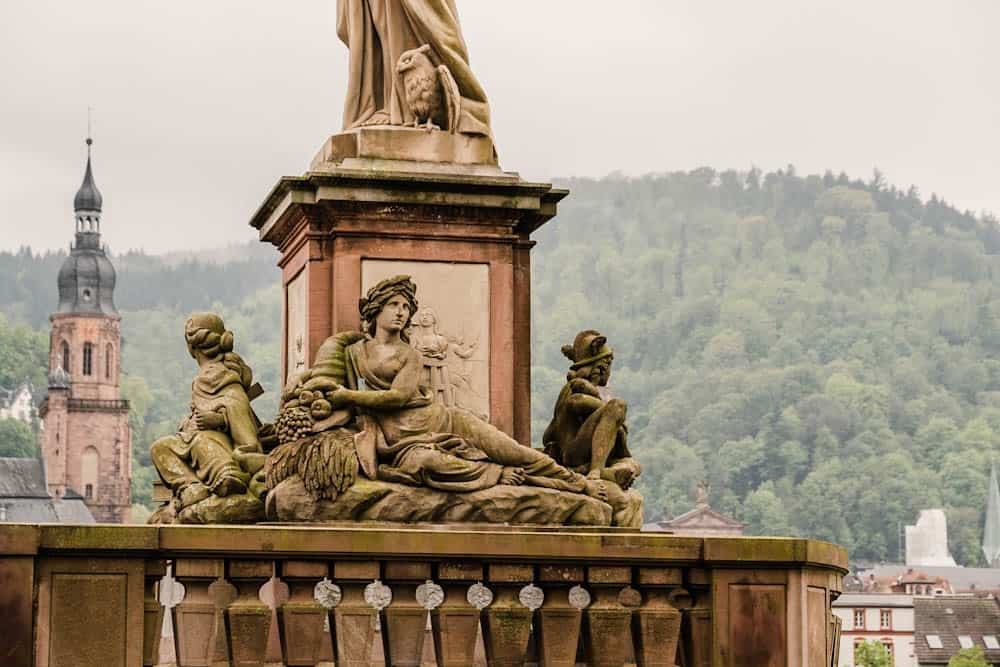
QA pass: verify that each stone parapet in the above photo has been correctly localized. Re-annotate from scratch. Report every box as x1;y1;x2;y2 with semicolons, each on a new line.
1;523;846;666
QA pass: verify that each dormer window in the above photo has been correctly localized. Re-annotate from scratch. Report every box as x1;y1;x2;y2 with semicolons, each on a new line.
82;288;92;302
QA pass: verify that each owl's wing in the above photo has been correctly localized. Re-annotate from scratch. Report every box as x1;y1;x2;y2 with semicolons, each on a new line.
437;65;461;134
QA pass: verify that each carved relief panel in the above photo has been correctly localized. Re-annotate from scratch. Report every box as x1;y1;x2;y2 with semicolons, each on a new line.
361;260;490;419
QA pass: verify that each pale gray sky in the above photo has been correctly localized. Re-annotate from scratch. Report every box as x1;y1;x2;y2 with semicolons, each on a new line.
1;1;997;254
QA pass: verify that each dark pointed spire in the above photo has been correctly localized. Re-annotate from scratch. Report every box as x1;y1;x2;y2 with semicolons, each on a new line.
73;137;103;213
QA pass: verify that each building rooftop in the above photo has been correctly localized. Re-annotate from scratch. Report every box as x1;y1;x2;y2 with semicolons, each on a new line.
0;457;94;524
913;596;1000;664
864;564;1000;594
834;593;914;607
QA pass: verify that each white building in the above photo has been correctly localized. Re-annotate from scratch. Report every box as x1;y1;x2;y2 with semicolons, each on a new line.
834;593;916;667
0;383;35;424
906;510;958;567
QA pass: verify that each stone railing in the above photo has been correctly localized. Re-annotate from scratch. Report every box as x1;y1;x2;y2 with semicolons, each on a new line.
0;523;846;667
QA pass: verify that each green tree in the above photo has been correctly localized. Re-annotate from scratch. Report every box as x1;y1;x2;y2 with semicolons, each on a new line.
742;481;792;536
948;647;990;667
853;640;891;667
0;418;37;457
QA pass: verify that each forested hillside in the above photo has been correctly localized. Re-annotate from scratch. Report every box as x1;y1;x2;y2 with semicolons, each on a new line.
2;166;999;565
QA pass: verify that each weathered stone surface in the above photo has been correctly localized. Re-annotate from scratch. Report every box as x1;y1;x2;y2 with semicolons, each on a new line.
152;492;265;525
312;128;500;170
266;475;612;526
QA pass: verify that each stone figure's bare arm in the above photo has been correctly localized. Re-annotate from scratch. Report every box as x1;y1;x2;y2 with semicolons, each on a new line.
329;344;422;411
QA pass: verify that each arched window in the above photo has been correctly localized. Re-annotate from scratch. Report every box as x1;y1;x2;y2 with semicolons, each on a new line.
82;343;93;376
81;447;99;501
61;341;70;373
105;343;113;380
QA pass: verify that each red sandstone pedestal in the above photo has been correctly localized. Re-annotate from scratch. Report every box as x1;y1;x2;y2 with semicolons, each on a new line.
250;129;566;445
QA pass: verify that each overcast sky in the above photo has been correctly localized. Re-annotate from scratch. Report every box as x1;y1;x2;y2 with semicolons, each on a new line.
1;1;997;254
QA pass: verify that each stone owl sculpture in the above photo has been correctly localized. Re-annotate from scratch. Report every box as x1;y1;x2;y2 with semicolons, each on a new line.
396;44;462;133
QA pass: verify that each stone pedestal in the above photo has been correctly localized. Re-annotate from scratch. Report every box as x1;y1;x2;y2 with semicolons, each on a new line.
250;131;567;445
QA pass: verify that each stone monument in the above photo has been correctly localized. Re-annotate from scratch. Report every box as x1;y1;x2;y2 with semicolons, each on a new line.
1;5;848;666
251;1;561;450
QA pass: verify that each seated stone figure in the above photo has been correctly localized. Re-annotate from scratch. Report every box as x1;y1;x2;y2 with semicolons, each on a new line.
543;330;643;528
149;313;267;524
266;275;618;526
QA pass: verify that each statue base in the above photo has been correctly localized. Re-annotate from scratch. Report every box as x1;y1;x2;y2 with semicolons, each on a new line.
251;139;568;445
312;126;501;173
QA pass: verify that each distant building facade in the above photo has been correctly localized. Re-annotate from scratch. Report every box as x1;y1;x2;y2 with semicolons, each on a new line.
38;139;131;523
906;510;958;567
0;382;36;424
834;593;916;667
643;483;744;536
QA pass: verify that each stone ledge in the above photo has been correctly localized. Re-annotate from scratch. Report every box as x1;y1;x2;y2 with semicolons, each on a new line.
0;523;849;572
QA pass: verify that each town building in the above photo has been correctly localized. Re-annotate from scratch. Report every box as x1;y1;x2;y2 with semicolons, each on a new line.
643;482;745;536
0;382;36;424
834;593;916;667
37;138;131;523
913;596;1000;665
0;457;93;523
907;509;958;568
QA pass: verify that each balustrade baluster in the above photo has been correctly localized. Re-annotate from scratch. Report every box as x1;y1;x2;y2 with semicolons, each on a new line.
172;558;223;667
277;560;329;666
382;561;435;667
633;568;686;667
223;559;273;667
680;568;712;667
143;559;167;667
431;562;485;667
585;566;633;667
332;561;382;667
482;564;536;667
535;565;586;667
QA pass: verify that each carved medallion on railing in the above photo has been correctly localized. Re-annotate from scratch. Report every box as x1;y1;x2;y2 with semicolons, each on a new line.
364;579;392;610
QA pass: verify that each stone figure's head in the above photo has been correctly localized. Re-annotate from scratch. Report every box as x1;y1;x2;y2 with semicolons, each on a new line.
562;330;614;386
359;275;419;342
184;312;232;360
184;312;253;387
415;306;439;330
396;44;434;75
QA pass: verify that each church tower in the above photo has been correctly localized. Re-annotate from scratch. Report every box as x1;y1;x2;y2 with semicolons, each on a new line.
39;138;132;523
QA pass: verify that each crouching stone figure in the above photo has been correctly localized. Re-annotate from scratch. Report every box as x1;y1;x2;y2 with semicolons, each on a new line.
149;313;267;524
543;330;643;527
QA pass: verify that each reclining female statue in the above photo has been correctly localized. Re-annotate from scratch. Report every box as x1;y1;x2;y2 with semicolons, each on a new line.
309;275;605;500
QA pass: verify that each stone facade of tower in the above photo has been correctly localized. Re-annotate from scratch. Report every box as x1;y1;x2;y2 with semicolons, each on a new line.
39;140;132;523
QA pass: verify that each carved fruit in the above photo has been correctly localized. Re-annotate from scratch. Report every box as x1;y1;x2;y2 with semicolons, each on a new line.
311;399;333;420
299;390;316;404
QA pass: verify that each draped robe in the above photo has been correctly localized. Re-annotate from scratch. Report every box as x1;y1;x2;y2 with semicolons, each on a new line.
344;339;587;494
336;0;491;136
